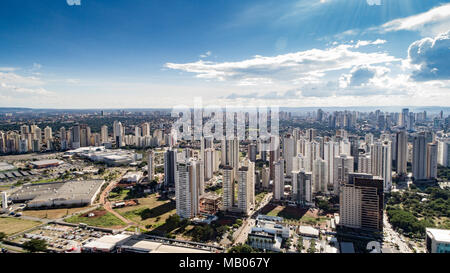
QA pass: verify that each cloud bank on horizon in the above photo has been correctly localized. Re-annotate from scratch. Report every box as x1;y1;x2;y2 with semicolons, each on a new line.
0;0;449;108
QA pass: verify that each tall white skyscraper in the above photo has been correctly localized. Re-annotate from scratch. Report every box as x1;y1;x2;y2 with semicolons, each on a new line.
371;140;392;192
44;126;53;142
222;165;235;211
340;139;351;156
269;135;280;180
312;159;328;193
358;154;372;174
148;151;155;180
427;142;438;180
293;154;309;172
334;154;354;195
305;141;320;172
237;159;255;215
324;141;339;188
175;158;203;219
261;165;270;189
142;122;151;137
113;121;124;147
437;139;450;167
204;148;215;181
283;135;295;176
222;138;239;177
273;158;285;200
101;125;108;144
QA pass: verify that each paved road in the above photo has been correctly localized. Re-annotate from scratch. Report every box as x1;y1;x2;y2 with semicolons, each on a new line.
232;192;273;246
234;218;255;245
383;211;412;253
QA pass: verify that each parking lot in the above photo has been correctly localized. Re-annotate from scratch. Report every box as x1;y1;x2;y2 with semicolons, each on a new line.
11;223;111;253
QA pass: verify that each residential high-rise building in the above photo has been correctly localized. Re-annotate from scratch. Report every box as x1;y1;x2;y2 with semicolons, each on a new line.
437;139;450;167
44;126;53;143
59;127;67;150
248;143;257;162
221;138;240;177
164;148;177;186
269;136;280;180
283;135;295;177
222;165;235;211
204;148;215;180
261;165;270;189
400;108;409;128
413;133;428;181
306;128;317;142
293;154;309;173
72;124;81;149
237;159;255;215
324;141;339;188
339;174;384;232
305;141;320;173
175;158;203;219
291;170;312;206
148;151;155;180
273;158;284;201
358;154;371;174
396;131;408;175
371;140;392;192
142;122;151;137
113;121;124;147
334;154;354;195
426;142;438;180
101;125;108;144
312;159;328;194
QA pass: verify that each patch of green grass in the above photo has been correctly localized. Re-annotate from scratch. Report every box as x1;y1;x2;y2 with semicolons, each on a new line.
108;189;130;201
64;210;125;228
31;178;60;184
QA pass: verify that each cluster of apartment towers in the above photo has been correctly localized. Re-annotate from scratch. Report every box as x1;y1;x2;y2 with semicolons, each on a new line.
154;126;440;234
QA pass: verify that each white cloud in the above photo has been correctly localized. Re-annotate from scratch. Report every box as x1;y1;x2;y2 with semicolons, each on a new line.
32;63;42;70
380;3;450;36
165;43;398;83
0;70;55;103
0;67;17;72
66;78;80;84
0;72;44;87
354;39;386;48
199;51;212;58
339;64;390;88
0;81;54;96
407;30;450;81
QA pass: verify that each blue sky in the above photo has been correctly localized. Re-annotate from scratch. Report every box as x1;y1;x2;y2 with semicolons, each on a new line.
0;0;449;108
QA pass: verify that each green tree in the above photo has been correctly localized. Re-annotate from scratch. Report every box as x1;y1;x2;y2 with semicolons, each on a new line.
228;244;255;253
23;239;47;253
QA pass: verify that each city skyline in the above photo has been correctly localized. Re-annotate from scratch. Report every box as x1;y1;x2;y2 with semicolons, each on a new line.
0;0;449;108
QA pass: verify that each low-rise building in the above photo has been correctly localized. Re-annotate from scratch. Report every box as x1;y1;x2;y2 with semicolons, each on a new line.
298;226;319;238
30;159;64;169
10;180;105;208
426;228;450;253
121;172;143;183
